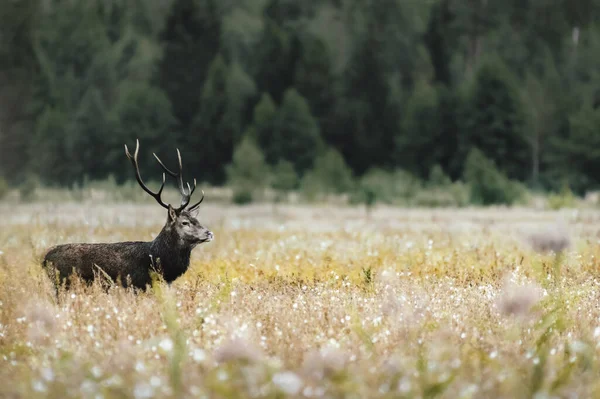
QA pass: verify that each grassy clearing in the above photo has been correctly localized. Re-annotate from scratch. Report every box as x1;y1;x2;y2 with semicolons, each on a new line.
1;203;600;398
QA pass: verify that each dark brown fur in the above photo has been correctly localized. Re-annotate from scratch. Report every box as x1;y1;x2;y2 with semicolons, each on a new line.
42;140;212;292
43;208;212;291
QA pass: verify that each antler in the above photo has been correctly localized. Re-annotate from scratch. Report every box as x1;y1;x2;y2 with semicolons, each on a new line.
125;139;169;209
152;148;202;212
125;139;204;213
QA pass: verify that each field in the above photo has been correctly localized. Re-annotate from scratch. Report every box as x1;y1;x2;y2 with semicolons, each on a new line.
1;201;600;398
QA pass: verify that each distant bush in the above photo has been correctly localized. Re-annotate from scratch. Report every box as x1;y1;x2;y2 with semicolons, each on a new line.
271;160;298;202
300;148;354;201
547;184;577;210
0;177;9;200
19;174;41;202
463;148;526;205
232;190;253;205
226;136;270;204
412;183;471;208
353;168;421;206
412;165;470;207
427;164;452;187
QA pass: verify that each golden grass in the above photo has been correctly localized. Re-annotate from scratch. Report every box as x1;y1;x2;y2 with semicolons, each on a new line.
1;202;600;398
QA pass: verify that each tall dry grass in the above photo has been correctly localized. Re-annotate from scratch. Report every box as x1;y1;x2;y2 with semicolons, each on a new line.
1;203;600;398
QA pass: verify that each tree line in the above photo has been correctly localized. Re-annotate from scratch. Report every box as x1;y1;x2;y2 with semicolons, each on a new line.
2;0;600;197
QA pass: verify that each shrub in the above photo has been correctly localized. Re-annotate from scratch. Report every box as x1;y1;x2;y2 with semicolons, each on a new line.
413;183;471;208
271;160;298;202
0;177;9;200
547;184;577;210
232;190;254;205
19;174;41;202
226;136;270;204
354;168;421;206
301;148;354;196
413;165;470;207
427;164;452;187
462;148;526;206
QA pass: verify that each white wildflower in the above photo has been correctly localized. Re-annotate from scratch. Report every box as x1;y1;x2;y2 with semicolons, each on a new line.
133;382;154;399
192;348;206;363
158;338;173;353
272;371;303;395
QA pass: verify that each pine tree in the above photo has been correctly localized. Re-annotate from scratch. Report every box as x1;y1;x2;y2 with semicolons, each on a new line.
252;19;297;103
189;56;256;183
109;82;178;181
460;56;529;180
69;88;116;181
226;136;270;203
395;79;442;178
293;32;336;125
29;107;70;184
250;93;279;164
332;31;394;173
273;88;323;174
157;0;221;130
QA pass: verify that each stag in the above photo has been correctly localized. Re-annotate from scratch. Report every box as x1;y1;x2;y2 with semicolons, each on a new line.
42;140;213;291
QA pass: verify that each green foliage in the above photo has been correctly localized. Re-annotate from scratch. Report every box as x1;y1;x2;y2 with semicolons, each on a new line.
226;136;270;204
271;160;298;194
0;177;9;200
301;148;354;195
188;55;257;183
395;80;442;177
463;148;526;206
3;0;600;198
29;107;70;184
251;93;278;163
428;164;452;187
354;168;421;206
412;165;470;208
253;19;295;103
547;184;577;210
110;82;177;178
157;0;221;129
19;174;40;202
461;56;529;180
273;88;322;174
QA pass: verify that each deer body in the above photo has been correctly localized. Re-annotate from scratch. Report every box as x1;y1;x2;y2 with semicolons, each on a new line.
42;140;213;291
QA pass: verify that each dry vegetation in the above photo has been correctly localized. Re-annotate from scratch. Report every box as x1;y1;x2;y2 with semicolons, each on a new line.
2;202;600;398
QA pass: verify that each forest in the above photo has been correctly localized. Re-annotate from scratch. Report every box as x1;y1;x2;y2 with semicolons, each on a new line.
1;0;600;205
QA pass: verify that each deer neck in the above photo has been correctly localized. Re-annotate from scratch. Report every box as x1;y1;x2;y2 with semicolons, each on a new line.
149;227;192;282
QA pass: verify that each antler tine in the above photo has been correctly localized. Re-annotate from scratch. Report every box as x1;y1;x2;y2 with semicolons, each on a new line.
178;178;199;210
153;148;191;197
188;189;205;212
125;139;169;209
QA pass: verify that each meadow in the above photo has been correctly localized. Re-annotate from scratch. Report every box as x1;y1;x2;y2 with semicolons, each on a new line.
1;200;600;398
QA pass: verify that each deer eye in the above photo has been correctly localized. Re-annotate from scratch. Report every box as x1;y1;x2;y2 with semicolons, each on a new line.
182;221;190;226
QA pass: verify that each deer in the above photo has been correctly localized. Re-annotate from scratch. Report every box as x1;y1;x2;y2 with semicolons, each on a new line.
42;139;213;292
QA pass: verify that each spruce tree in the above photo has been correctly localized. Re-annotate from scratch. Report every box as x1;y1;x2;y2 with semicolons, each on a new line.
273;88;322;174
157;0;221;130
461;56;529;180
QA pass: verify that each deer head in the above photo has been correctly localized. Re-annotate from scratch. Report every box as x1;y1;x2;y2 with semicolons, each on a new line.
124;139;213;246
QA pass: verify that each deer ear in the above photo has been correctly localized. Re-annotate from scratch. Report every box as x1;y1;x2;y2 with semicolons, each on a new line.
168;205;177;222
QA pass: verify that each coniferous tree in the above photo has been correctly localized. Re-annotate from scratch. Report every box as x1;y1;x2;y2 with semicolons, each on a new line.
109;82;178;181
157;0;221;130
395;80;442;178
252;19;297;103
273;88;323;174
460;56;529;180
189;55;256;183
250;93;279;165
293;32;336;125
333;31;394;173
